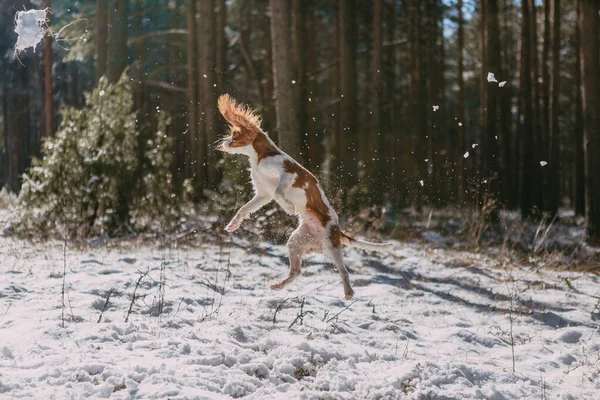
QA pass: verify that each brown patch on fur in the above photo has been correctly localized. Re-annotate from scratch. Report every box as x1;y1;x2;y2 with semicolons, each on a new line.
283;160;331;226
229;127;256;148
330;225;342;248
253;131;280;163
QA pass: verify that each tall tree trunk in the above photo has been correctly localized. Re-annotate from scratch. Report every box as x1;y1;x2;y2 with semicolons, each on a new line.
498;0;513;206
107;0;127;83
44;0;53;137
519;0;534;218
485;0;501;199
96;0;108;81
186;0;199;180
216;0;227;91
370;0;384;204
372;0;383;137
384;0;397;202
547;0;560;214
456;0;466;203
199;0;218;186
529;0;543;213
580;0;600;243
574;0;585;216
338;0;359;189
408;0;422;195
540;0;551;211
270;0;301;159
293;0;311;166
478;0;486;180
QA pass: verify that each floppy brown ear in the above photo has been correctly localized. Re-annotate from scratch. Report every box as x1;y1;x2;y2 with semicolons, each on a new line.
218;94;262;131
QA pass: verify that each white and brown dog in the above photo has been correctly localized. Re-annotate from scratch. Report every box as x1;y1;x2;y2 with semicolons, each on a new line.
217;94;392;300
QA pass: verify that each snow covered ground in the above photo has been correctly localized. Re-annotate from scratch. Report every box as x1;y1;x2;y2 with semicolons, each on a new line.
1;231;599;399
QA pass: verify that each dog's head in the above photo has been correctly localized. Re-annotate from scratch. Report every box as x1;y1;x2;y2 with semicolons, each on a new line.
216;94;262;154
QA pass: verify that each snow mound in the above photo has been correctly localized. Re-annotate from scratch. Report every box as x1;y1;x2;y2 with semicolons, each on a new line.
14;9;49;52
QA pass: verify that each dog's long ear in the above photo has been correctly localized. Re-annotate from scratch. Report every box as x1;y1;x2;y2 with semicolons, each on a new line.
218;94;262;131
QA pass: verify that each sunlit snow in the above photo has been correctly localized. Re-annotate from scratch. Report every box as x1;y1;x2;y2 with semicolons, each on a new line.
487;72;498;83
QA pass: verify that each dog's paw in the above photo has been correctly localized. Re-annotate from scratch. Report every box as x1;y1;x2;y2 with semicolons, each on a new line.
270;283;284;291
225;219;241;232
345;290;354;300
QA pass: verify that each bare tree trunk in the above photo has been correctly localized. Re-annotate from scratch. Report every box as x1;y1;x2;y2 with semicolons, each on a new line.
547;0;561;214
457;0;466;203
304;3;321;169
107;0;127;83
199;0;218;186
529;0;543;213
186;0;199;180
372;0;383;137
270;0;301;159
96;0;108;81
408;0;421;192
520;0;534;218
574;0;585;216
368;0;384;204
478;0;486;180
580;0;600;243
338;0;358;189
44;0;53;137
385;0;397;201
486;0;501;199
499;0;514;206
293;0;311;166
216;0;227;91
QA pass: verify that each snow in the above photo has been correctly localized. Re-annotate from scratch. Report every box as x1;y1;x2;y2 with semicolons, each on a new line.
487;72;498;83
1;224;599;399
499;81;507;87
14;9;48;52
464;151;470;159
432;105;439;112
540;161;548;166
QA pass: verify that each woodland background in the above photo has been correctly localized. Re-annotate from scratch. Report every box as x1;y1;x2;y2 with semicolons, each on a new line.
0;0;599;245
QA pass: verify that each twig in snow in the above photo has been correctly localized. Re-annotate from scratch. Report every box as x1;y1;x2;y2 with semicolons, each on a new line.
326;300;358;323
97;287;115;323
288;297;315;329
125;269;149;322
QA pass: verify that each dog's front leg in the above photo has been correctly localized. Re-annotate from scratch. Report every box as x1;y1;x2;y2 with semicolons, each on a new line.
225;194;271;232
274;172;296;215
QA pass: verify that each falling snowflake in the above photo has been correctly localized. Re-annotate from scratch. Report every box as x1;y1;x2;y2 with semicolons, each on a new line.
472;143;478;149
99;90;105;97
499;81;507;87
432;105;439;112
464;151;469;158
203;74;207;78
540;161;548;166
419;180;424;187
292;80;296;84
487;72;498;83
458;122;463;127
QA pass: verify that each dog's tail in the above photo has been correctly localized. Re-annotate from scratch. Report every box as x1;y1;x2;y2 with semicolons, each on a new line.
341;232;393;252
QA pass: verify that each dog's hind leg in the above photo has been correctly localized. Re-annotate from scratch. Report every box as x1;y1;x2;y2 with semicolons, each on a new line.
325;240;354;300
270;223;315;291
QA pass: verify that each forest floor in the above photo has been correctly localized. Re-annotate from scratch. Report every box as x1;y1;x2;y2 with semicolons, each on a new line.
1;210;600;399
